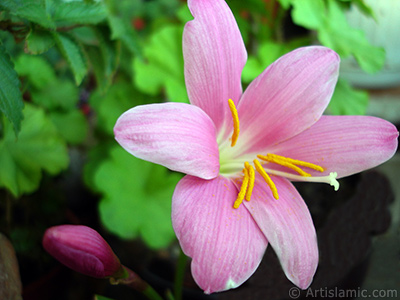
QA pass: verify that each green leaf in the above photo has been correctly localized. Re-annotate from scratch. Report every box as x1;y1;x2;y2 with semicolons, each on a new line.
0;103;69;197
94;146;181;249
94;295;115;300
327;78;369;115
85;28;120;93
11;2;55;29
52;2;107;26
107;15;142;57
89;80;151;135
0;43;24;135
317;0;385;73
242;38;310;83
14;54;56;89
53;32;88;85
25;28;55;55
286;0;385;74
31;79;79;111
133;25;188;102
50;110;88;145
289;0;325;30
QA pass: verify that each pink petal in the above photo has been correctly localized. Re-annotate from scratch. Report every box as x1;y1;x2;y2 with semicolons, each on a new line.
269;115;399;178
183;0;247;136
236;46;339;155
172;175;268;293
114;103;219;179
243;175;318;289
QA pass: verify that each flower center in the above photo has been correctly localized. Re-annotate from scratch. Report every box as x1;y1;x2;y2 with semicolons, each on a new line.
227;99;339;209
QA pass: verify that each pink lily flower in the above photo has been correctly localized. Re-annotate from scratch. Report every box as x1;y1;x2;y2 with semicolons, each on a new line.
114;0;398;294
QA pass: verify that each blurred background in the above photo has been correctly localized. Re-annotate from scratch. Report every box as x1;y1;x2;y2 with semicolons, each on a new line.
0;0;399;299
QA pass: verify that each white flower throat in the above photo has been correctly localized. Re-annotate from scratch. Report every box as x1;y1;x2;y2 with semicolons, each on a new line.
219;99;339;209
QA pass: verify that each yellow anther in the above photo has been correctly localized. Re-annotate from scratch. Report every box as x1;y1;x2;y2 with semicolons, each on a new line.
259;153;325;173
257;154;311;177
228;99;240;147
233;168;249;209
244;162;255;201
254;159;279;200
268;153;325;172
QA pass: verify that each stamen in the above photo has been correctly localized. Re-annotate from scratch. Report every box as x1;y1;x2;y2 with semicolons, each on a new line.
257;154;311;177
233;168;249;209
253;159;279;200
262;153;325;173
244;162;255;201
228;99;240;147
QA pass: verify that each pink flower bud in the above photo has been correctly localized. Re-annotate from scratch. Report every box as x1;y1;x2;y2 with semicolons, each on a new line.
43;225;122;278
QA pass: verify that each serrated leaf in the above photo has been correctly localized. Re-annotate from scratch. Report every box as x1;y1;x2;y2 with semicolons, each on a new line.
0;103;69;197
25;28;55;55
14;54;56;89
94;146;181;249
52;2;107;26
0;43;24;135
11;2;55;29
54;32;88;85
133;25;188;102
50;110;88;145
327;78;369;115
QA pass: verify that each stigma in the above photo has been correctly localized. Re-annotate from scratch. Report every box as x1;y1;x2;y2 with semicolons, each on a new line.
227;99;340;209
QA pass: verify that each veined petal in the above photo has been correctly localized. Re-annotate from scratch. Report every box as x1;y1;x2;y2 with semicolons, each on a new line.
114;103;219;179
243;175;318;289
183;0;247;136
235;46;339;155
269;115;399;178
172;175;268;294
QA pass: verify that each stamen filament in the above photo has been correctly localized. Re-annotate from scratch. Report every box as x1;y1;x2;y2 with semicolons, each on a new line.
233;168;249;209
228;99;240;147
257;155;311;177
244;162;255;201
261;153;325;172
253;159;279;200
263;168;340;191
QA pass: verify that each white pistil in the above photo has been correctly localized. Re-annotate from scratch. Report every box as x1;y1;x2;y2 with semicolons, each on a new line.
264;169;340;191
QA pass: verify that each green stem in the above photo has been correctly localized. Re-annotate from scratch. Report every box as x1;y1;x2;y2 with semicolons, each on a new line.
110;266;164;300
173;248;187;300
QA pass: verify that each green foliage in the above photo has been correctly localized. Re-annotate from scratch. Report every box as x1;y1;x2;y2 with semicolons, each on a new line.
54;32;88;85
282;0;385;74
6;1;56;29
89;80;151;135
52;2;107;27
242;38;310;83
0;43;24;135
14;54;88;144
49;110;88;145
93;146;181;249
328;79;369;115
25;28;55;55
133;25;188;103
0;104;69;197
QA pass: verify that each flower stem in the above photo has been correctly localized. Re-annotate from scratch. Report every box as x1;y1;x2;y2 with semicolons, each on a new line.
173;248;187;300
110;266;163;300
